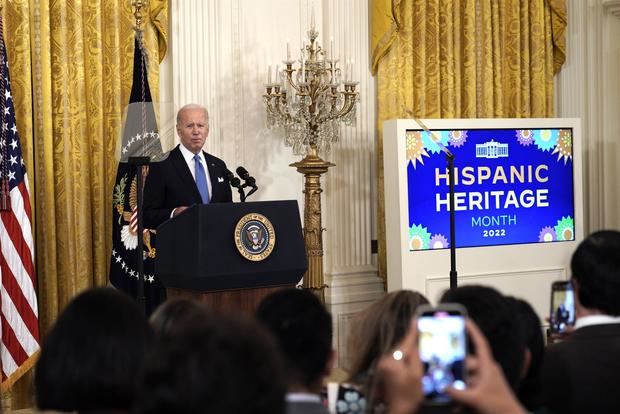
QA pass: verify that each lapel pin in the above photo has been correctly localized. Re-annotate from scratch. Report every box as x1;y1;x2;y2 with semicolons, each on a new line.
218;177;224;183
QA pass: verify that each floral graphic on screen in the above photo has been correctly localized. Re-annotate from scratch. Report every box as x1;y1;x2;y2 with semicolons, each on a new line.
406;131;430;168
552;129;572;164
533;129;559;152
448;130;468;148
554;216;575;241
516;129;534;146
538;226;557;242
421;130;450;154
430;234;450;249
409;224;431;250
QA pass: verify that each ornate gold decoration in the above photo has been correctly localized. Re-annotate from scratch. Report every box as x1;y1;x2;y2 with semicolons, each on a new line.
264;19;359;300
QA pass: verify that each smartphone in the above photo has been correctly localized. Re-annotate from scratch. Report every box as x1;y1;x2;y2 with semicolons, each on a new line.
550;281;575;333
416;304;467;405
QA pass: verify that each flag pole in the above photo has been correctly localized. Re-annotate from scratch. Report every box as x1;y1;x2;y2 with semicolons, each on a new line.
131;0;149;314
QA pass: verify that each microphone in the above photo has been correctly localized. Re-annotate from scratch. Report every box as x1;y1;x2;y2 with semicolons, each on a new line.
225;169;242;189
236;166;258;199
236;166;256;187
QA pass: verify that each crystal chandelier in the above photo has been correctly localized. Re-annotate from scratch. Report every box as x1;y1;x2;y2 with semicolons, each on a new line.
263;25;359;156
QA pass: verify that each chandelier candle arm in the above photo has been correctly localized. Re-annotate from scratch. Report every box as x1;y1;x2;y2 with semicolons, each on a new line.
263;26;360;299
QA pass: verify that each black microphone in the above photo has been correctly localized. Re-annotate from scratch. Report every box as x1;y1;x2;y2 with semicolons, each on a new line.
236;166;258;199
235;166;256;187
225;169;242;189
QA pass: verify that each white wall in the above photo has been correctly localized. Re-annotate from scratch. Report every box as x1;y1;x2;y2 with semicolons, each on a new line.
162;0;383;367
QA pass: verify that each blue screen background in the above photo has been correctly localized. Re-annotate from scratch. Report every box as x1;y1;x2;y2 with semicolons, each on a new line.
406;128;575;250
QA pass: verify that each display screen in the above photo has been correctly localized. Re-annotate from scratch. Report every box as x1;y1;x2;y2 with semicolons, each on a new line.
406;128;575;250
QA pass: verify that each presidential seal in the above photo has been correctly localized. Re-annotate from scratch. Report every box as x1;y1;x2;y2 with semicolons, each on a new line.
234;213;276;261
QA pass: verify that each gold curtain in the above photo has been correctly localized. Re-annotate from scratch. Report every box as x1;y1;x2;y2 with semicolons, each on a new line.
372;0;567;282
2;0;167;408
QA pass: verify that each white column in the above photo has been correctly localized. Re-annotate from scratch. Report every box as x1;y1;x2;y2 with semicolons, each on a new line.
322;0;384;369
555;0;620;232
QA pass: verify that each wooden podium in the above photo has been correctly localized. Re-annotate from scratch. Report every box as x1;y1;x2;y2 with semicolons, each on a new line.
155;200;307;314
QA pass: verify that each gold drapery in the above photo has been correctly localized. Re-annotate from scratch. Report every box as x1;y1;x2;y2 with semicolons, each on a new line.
372;0;567;283
2;0;167;409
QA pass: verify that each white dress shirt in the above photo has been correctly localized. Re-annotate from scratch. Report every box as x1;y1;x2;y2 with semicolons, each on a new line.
575;314;620;330
178;143;212;197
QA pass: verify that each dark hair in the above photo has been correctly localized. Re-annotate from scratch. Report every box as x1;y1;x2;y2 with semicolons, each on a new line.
507;296;545;411
256;288;333;389
572;230;620;315
440;285;526;391
35;287;153;412
149;297;209;337
135;311;286;414
347;290;429;383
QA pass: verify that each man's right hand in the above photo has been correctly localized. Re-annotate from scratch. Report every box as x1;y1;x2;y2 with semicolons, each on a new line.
172;206;189;217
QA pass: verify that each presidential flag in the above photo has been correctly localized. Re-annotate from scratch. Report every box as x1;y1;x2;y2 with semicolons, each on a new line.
0;29;39;389
109;34;165;314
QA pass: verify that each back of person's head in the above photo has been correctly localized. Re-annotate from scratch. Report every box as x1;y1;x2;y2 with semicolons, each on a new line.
571;230;620;315
440;285;525;391
507;296;545;411
347;290;429;383
136;311;286;414
256;288;333;391
149;297;209;337
35;287;153;412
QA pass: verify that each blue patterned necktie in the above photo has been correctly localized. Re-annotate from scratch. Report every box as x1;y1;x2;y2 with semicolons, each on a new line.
194;154;210;203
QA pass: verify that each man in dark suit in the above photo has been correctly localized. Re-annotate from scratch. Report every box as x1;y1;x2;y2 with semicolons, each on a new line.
256;289;334;414
143;104;232;229
542;230;620;414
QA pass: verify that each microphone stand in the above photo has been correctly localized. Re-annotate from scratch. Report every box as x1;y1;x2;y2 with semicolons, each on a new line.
227;170;246;202
436;142;458;289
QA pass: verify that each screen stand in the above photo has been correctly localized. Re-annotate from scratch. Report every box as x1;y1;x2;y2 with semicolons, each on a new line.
446;151;458;288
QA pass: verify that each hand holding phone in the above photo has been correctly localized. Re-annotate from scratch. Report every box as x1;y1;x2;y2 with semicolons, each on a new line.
416;304;467;405
446;319;527;414
375;319;424;414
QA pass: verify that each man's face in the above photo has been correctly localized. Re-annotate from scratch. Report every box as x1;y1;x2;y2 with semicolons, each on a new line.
177;107;209;154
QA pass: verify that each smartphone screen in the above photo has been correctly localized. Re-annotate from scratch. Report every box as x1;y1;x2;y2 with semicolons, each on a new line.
550;281;575;333
417;305;467;404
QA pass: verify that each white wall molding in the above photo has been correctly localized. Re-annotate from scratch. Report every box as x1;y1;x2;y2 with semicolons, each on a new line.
425;268;567;319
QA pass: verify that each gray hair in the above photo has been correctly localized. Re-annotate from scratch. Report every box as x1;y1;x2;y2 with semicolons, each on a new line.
176;104;209;125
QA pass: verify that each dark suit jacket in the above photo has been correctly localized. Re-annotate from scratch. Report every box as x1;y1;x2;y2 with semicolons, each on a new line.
143;145;232;228
542;323;620;414
285;400;329;414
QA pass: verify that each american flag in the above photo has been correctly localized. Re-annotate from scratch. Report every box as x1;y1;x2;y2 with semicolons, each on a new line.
0;34;40;389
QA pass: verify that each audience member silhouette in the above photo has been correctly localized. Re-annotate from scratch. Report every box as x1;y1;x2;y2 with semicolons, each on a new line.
542;230;620;414
256;288;333;414
507;296;545;412
148;296;209;337
34;287;153;413
440;285;527;391
345;290;429;412
135;310;286;414
348;290;429;385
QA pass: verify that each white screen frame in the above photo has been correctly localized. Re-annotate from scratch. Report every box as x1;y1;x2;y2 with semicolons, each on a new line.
383;118;584;317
